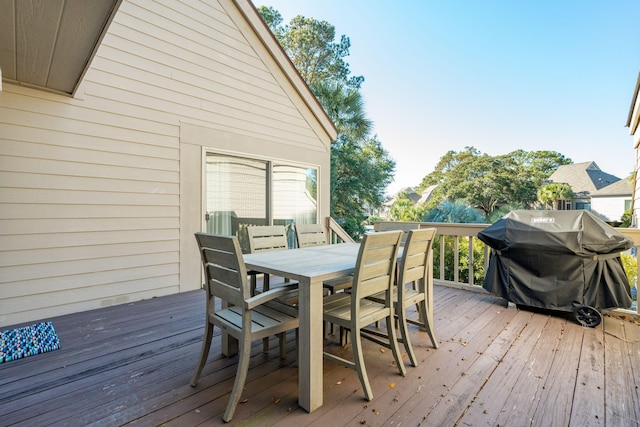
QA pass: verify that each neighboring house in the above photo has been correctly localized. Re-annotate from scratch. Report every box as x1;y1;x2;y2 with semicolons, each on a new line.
547;162;630;223
380;187;421;217
0;0;336;326
590;178;633;225
378;185;435;218
417;184;437;205
628;72;640;226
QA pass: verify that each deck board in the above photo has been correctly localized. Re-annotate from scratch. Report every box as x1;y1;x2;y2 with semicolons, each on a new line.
603;316;640;426
1;286;639;427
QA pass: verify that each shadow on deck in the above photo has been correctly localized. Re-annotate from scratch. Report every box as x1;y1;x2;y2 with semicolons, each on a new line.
1;285;639;426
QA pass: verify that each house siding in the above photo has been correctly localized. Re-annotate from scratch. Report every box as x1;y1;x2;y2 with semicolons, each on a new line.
635;147;640;225
631;73;640;226
0;0;332;326
591;195;630;223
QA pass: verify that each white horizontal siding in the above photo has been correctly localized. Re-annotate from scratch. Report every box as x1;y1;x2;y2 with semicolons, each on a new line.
591;196;629;222
89;0;326;150
634;147;640;226
0;0;332;326
0;82;181;326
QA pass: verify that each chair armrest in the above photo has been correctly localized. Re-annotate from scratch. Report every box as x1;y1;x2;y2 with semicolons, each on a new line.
245;282;299;310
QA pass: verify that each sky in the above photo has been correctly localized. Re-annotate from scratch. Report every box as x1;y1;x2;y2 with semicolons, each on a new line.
256;1;640;195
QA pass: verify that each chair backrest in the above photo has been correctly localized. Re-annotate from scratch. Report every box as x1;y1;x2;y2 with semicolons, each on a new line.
295;223;328;248
351;230;403;301
195;233;249;307
397;228;436;292
375;222;422;245
246;225;289;253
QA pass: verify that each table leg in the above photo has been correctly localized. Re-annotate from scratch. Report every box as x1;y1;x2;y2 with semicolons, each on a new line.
298;277;324;412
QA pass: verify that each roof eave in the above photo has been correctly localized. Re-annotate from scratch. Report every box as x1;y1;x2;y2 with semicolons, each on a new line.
231;0;338;142
625;71;640;133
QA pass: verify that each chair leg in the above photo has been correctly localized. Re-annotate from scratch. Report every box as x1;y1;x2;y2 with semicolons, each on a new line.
279;332;286;359
294;329;299;366
397;305;418;367
223;336;252;422
351;328;373;401
386;315;407;376
418;299;438;349
340;326;349;346
250;274;257;295
261;274;272;353
191;322;214;386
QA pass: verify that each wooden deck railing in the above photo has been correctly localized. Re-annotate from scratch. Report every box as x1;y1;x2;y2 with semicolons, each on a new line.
373;220;640;317
326;216;355;244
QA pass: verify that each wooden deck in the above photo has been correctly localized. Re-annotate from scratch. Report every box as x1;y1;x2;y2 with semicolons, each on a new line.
1;285;639;426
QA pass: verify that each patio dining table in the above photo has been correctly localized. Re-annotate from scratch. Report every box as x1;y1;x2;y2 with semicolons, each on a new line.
243;242;361;413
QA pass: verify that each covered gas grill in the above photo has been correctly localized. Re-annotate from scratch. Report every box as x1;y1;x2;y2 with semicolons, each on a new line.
478;210;633;327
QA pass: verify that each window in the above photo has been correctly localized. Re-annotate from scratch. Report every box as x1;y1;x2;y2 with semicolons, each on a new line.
559;200;573;210
273;163;318;225
205;153;318;251
575;202;591;211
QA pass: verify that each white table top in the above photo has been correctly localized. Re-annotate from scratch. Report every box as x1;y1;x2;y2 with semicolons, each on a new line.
244;242;361;284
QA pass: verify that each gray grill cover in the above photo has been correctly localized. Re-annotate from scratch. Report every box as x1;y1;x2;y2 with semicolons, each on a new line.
478;210;633;311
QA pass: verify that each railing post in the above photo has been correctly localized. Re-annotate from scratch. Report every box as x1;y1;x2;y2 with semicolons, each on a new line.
468;235;474;286
439;237;445;282
453;237;459;284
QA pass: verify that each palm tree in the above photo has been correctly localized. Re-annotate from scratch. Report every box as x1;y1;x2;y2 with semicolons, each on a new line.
310;80;371;141
537;183;574;210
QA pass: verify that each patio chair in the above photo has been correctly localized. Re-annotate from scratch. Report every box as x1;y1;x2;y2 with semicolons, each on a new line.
322;230;406;401
247;225;297;293
295;223;354;340
191;233;299;423
295;223;328;248
247;225;300;351
295;223;353;292
363;228;439;367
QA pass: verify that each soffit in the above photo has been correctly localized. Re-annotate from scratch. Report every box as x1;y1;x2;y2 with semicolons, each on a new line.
0;0;121;96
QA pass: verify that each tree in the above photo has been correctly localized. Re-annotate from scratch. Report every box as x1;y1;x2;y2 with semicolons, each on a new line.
257;6;363;90
388;191;427;221
424;200;485;223
258;7;394;238
537;183;575;210
419;147;571;216
330;133;395;235
311;80;371;141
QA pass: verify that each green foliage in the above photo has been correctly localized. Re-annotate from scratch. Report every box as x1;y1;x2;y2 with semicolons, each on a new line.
330;134;395;223
432;236;486;284
366;215;385;224
258;7;395;240
419;147;571;215
620;252;637;301
257;5;283;32
620;209;632;228
336;216;365;242
485;205;521;223
388;191;427;221
424;200;485;224
257;6;363;89
537;182;574;210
